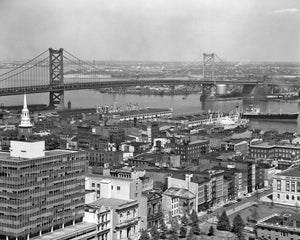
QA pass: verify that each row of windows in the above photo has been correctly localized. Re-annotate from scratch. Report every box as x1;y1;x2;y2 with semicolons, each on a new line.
91;183;121;191
276;180;300;192
277;193;300;201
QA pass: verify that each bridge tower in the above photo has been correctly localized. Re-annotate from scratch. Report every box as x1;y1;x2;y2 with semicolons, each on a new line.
49;48;64;109
201;53;216;100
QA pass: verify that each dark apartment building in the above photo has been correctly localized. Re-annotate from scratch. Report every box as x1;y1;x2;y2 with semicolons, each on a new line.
175;139;210;163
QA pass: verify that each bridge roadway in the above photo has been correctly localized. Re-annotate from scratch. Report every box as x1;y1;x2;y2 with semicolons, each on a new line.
0;78;260;96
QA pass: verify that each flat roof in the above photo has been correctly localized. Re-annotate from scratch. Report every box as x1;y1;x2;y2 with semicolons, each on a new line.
0;149;79;162
251;142;275;148
164;187;195;199
89;198;137;209
261;213;300;228
277;167;300;177
87;173;133;182
116;108;171;117
31;222;97;240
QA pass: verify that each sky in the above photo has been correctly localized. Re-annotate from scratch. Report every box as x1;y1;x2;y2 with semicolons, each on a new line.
0;0;300;62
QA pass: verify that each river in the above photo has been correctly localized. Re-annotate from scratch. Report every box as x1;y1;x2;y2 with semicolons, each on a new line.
0;89;299;133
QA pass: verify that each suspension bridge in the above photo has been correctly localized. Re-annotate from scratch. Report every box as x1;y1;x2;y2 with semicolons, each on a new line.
0;49;267;108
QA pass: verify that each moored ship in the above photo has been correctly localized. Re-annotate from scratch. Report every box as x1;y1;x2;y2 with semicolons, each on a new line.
203;110;249;130
242;105;298;121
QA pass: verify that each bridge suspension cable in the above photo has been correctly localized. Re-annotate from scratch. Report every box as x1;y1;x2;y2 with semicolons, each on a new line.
63;49;111;84
0;50;49;89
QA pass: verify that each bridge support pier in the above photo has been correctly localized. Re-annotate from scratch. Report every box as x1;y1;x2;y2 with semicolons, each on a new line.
49;91;65;109
200;84;214;101
48;48;65;109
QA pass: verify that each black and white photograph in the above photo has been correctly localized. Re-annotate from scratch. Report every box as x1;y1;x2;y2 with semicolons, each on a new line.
0;0;300;239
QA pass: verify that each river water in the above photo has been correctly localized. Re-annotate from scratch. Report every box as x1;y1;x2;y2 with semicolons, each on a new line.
0;90;299;133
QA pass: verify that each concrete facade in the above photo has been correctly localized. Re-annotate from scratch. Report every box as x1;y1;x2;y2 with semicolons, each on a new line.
273;167;300;207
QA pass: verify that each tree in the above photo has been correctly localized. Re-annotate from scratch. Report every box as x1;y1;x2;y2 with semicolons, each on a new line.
208;225;214;236
217;210;231;231
186;229;196;240
250;207;260;222
236;230;246;240
192;224;201;235
150;225;160;240
179;226;187;238
168;231;178;240
160;219;167;239
190;210;199;227
232;214;245;234
181;213;189;226
296;201;299;212
171;217;180;234
139;229;150;240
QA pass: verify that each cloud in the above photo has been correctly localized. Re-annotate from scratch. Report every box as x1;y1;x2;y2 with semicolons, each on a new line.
271;8;299;14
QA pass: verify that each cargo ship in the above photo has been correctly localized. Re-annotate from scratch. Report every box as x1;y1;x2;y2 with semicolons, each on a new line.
242;105;298;121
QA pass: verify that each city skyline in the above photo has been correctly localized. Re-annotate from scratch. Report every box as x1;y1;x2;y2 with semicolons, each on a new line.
0;0;300;62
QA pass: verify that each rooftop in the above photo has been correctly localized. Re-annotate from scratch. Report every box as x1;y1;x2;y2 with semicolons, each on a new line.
0;148;78;162
277;167;300;177
89;198;138;210
259;212;300;229
251;142;275;148
87;173;133;182
115;107;172;117
163;187;195;200
31;222;97;240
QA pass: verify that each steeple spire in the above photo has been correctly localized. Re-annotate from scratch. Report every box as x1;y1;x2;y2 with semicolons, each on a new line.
19;94;32;128
23;93;28;110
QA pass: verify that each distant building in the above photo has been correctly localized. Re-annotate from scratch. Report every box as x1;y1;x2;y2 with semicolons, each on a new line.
273;167;300;206
85;168;146;230
167;170;225;212
220;139;248;155
198;158;256;193
250;141;300;160
87;149;123;167
142;190;163;229
174;139;210;164
256;212;300;240
129;152;181;168
162;187;196;222
146;122;159;143
87;198;139;240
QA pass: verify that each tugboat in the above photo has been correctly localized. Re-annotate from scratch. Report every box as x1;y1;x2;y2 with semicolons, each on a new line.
242;104;298;121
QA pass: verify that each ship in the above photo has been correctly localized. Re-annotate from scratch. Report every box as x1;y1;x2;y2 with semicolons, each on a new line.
203;109;249;130
242;105;298;121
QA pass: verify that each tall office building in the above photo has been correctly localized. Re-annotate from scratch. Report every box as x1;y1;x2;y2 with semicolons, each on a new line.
0;98;86;240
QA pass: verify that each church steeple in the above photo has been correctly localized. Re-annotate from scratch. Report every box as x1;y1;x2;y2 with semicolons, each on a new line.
18;94;32;139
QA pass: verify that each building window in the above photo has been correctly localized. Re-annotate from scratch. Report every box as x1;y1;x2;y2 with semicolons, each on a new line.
286;181;290;191
277;194;280;199
292;182;295;192
117;186;120;191
297;196;300;201
297;182;300;192
292;195;295;200
286;195;289;200
92;183;95;187
277;180;281;191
